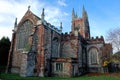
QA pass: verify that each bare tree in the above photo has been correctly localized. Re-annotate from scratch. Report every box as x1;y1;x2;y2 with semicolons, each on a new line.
106;27;120;52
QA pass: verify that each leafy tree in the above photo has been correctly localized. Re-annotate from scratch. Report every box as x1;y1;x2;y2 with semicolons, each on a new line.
0;37;11;66
106;27;120;52
102;60;109;67
112;51;120;62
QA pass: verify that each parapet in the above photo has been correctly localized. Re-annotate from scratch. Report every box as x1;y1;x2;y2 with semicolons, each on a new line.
37;20;62;34
90;36;104;40
61;32;78;41
88;36;105;44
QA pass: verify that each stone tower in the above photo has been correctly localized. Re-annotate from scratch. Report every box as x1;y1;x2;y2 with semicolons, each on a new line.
71;6;90;39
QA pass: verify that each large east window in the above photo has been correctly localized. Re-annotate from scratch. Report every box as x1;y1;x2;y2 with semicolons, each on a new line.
17;20;33;50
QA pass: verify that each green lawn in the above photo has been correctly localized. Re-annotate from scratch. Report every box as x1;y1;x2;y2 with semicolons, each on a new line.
1;73;120;80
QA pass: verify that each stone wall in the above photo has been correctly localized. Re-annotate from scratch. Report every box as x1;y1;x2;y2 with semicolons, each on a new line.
61;40;77;58
102;43;112;60
44;27;52;76
87;37;104;72
52;62;72;77
43;24;61;76
78;40;82;67
20;53;28;77
51;31;61;58
61;34;78;58
51;58;80;77
51;58;72;77
11;50;22;73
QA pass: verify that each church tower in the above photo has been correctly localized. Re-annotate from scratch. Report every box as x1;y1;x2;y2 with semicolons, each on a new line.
82;6;90;39
71;6;90;39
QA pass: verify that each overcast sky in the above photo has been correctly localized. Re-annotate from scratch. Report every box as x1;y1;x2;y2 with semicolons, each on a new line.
0;0;120;41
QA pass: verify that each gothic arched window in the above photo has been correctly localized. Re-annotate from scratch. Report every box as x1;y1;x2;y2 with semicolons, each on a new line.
52;37;59;57
89;48;99;64
17;20;33;50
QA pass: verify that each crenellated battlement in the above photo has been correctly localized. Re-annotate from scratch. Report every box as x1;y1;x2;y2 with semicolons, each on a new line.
88;36;104;44
61;32;78;41
90;36;103;40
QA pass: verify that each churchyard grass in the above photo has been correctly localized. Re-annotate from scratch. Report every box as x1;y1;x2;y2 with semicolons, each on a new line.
1;73;120;80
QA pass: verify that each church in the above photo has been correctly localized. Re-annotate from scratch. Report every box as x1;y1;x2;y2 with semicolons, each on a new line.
6;6;112;77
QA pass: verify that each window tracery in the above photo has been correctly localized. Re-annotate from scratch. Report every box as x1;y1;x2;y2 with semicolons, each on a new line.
89;48;98;64
17;20;33;50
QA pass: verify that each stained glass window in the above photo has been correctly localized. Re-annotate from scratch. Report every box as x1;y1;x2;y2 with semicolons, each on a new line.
89;48;98;64
16;20;33;50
